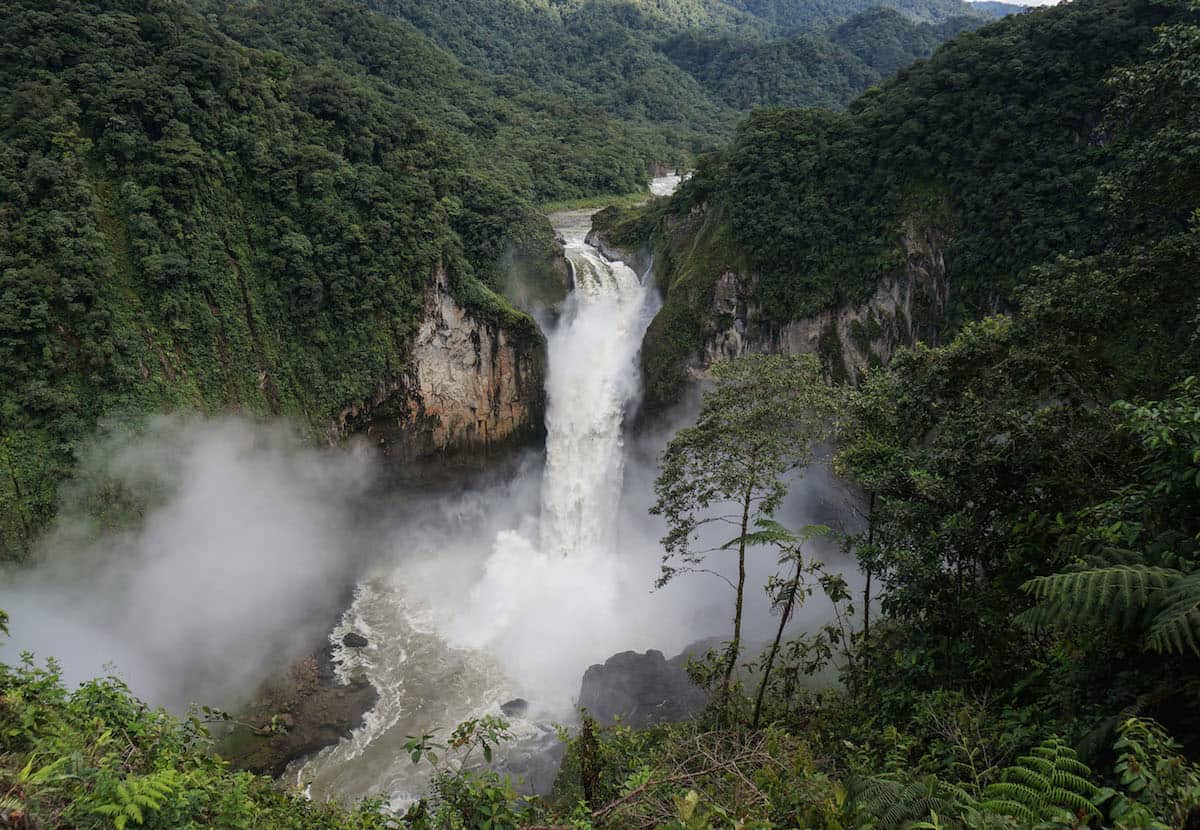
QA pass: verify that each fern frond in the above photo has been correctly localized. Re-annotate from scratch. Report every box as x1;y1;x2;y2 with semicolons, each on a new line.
849;774;965;830
1019;566;1181;631
978;796;1037;821
979;738;1100;823
1004;766;1051;792
1146;572;1200;655
1045;786;1098;814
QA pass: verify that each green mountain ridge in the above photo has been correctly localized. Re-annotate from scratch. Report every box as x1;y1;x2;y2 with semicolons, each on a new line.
0;0;659;560
616;0;1197;403
0;0;1013;560
366;0;1008;150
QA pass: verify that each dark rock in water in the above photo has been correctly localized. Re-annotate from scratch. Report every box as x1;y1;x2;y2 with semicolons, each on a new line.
490;723;565;797
342;632;369;648
217;643;378;778
578;649;707;728
500;698;529;718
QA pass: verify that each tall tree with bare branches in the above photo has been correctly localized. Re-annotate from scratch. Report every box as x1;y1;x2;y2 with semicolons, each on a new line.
652;354;841;717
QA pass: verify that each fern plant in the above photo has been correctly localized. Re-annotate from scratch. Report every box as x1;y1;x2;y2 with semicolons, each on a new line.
89;769;181;829
1020;565;1200;655
976;738;1101;827
849;772;976;829
1020;378;1200;656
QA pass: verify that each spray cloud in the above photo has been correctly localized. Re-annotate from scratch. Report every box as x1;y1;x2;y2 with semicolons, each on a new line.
0;416;377;711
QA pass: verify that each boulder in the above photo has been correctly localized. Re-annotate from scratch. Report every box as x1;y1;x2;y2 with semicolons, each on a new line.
577;649;707;728
341;632;369;648
500;698;529;718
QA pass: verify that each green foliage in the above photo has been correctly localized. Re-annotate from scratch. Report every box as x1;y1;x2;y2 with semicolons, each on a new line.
730;0;1006;29
369;0;988;156
976;738;1100;825
849;773;975;830
1019;377;1200;656
1107;718;1200;828
653;354;841;581
0;0;665;558
640;0;1194;399
653;354;842;714
0;656;392;829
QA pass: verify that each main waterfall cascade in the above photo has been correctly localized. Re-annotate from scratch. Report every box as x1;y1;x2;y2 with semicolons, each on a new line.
540;221;652;556
292;181;675;805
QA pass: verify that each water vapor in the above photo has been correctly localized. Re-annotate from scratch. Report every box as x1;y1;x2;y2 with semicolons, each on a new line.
0;416;377;711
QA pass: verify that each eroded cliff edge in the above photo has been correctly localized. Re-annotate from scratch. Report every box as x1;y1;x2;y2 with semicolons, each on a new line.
329;263;546;467
619;199;952;408
223;262;547;774
699;219;949;383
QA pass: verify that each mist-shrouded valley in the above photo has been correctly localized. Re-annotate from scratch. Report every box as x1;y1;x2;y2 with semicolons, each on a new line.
2;0;1199;827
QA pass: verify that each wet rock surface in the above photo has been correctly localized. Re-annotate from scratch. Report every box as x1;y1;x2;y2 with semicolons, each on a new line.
501;698;530;718
218;642;377;779
341;632;369;648
577;649;708;728
491;723;566;797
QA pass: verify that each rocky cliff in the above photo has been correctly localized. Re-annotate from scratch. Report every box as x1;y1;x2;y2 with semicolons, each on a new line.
635;198;952;405
700;219;949;383
331;263;545;464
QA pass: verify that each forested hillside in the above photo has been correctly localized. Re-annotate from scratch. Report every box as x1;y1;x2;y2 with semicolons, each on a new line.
731;0;1008;27
0;0;658;560
0;0;1016;562
368;0;1008;149
623;0;1195;402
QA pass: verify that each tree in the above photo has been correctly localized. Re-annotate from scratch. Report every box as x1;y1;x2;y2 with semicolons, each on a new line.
741;520;831;729
652;354;842;716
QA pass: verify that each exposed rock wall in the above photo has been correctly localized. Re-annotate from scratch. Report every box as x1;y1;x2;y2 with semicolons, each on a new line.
585;228;653;279
330;263;545;463
698;220;949;383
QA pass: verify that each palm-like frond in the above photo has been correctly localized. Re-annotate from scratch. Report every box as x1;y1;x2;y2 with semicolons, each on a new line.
1021;564;1200;655
1018;565;1181;631
977;739;1100;825
849;774;973;829
1145;571;1200;655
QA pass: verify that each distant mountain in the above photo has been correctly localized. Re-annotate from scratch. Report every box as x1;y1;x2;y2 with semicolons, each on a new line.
967;1;1029;17
610;0;1195;404
728;0;1002;28
367;0;1000;151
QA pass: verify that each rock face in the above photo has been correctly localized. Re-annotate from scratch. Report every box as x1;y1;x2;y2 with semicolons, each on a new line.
700;219;949;383
500;698;530;718
578;649;708;728
330;263;545;463
586;228;653;279
218;644;377;779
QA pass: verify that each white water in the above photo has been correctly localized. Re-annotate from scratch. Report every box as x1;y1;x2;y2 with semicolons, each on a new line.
649;172;683;196
291;178;677;806
539;225;649;555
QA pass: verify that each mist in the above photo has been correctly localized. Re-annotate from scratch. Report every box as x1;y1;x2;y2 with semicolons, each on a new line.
0;217;864;806
0;416;378;711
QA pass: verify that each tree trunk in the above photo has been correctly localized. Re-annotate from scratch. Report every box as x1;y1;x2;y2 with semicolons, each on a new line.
721;487;753;723
863;492;875;672
752;558;800;729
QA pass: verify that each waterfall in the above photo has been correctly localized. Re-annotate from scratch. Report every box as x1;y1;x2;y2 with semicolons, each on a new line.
292;182;675;807
538;227;651;556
